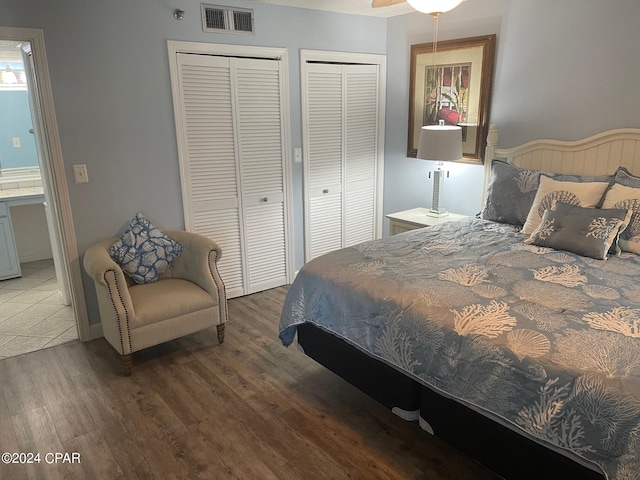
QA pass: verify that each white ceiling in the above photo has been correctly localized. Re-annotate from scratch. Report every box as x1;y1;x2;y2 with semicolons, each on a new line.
249;0;416;17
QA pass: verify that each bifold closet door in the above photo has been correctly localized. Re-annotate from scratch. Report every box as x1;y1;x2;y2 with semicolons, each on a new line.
175;53;288;298
235;58;288;294
176;54;244;297
343;64;378;248
304;62;379;262
305;63;344;260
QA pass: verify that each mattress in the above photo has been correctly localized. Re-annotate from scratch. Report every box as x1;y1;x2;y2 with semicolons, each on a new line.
279;218;640;480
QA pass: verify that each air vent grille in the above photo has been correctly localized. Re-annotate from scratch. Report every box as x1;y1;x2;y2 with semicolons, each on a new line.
233;11;253;32
205;7;226;30
201;4;254;34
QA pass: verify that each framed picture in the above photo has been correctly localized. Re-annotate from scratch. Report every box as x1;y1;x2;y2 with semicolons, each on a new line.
408;34;496;163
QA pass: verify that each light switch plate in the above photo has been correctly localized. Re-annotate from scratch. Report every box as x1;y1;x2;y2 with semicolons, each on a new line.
73;164;89;184
294;147;302;163
12;137;20;148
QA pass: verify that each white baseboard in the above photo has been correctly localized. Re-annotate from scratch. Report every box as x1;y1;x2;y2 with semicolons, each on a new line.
18;252;51;263
19;252;53;263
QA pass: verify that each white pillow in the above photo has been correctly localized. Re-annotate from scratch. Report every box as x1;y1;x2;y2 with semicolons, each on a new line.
521;176;609;235
601;182;640;254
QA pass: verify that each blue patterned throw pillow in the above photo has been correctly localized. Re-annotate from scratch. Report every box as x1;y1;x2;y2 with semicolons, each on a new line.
525;203;631;260
108;212;183;284
482;160;542;226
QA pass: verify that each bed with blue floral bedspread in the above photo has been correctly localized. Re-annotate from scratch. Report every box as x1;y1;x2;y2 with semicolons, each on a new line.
279;218;640;480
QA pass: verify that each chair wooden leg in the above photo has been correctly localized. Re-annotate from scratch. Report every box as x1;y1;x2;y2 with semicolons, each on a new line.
216;323;225;344
122;353;133;376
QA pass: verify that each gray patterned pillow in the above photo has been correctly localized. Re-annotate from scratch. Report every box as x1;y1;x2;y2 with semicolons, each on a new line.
482;161;542;226
525;203;631;260
601;182;640;254
613;166;640;188
482;160;614;226
108;212;183;284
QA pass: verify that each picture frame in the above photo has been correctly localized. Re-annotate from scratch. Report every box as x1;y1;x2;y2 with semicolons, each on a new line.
408;34;496;163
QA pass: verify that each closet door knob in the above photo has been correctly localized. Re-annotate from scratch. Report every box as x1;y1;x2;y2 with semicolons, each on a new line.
261;197;269;203
322;188;329;194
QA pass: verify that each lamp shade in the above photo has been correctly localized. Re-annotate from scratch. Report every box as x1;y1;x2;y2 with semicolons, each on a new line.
416;124;462;161
406;0;463;14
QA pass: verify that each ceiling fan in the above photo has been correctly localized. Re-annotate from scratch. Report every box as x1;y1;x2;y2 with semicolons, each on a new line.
371;0;405;7
372;0;464;13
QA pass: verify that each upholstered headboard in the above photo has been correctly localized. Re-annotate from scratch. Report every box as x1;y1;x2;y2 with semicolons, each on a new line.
483;124;640;195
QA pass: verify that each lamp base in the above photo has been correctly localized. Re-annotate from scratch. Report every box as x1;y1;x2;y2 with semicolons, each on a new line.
425;208;448;218
427;168;448;218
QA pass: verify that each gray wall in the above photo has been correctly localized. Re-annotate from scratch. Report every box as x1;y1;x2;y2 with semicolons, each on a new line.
383;0;640;228
3;0;640;326
1;0;386;325
491;0;640;146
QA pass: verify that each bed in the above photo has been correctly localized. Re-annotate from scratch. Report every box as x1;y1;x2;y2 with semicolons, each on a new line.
279;125;640;480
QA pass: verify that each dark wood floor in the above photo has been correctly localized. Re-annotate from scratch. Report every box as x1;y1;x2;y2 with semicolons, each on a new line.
0;286;499;480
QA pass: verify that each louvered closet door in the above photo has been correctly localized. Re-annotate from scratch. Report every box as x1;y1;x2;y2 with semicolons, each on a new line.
305;63;344;260
175;52;290;298
344;65;378;247
235;58;288;294
304;62;380;261
176;54;244;298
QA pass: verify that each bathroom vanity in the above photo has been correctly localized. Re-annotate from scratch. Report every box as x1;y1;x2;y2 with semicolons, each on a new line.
0;186;45;280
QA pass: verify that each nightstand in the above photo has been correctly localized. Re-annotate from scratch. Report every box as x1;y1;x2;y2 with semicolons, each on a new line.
385;208;468;235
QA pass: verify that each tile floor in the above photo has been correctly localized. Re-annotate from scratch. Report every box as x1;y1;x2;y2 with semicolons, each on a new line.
0;259;76;359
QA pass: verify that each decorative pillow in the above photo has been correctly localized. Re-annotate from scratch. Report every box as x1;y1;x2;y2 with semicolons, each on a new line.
601;182;640;254
108;212;183;284
554;173;615;184
525;203;631;260
613;166;640;188
482;160;542;226
521;176;610;235
482;160;614;226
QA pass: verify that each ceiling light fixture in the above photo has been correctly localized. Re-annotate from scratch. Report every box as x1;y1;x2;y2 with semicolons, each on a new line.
406;0;463;14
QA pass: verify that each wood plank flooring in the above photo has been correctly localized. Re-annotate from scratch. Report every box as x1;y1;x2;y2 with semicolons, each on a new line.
0;286;500;480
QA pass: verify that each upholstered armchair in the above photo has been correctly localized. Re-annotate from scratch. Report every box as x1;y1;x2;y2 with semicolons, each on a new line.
83;230;227;375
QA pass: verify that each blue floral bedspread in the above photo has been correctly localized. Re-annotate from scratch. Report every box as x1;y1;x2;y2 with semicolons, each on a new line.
279;218;640;480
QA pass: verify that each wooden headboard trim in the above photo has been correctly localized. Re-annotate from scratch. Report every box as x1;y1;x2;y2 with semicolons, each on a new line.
483;124;640;198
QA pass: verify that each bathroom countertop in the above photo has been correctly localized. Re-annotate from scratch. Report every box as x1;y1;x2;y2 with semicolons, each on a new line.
0;186;45;205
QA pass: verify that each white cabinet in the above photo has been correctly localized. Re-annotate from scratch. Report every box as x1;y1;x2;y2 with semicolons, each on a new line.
302;58;384;262
0;202;21;280
171;49;291;299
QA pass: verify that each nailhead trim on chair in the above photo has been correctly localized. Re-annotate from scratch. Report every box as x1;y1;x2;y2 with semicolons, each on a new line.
208;249;228;325
103;268;133;355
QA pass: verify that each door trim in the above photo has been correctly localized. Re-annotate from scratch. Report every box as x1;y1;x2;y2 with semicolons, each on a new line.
0;26;90;340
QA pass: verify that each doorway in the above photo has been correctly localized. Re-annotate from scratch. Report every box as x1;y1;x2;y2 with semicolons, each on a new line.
0;27;89;357
0;39;75;357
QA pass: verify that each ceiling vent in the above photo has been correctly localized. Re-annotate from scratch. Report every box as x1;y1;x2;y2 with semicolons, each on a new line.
201;4;255;34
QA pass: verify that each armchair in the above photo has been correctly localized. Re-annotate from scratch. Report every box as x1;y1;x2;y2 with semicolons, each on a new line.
83;230;227;375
